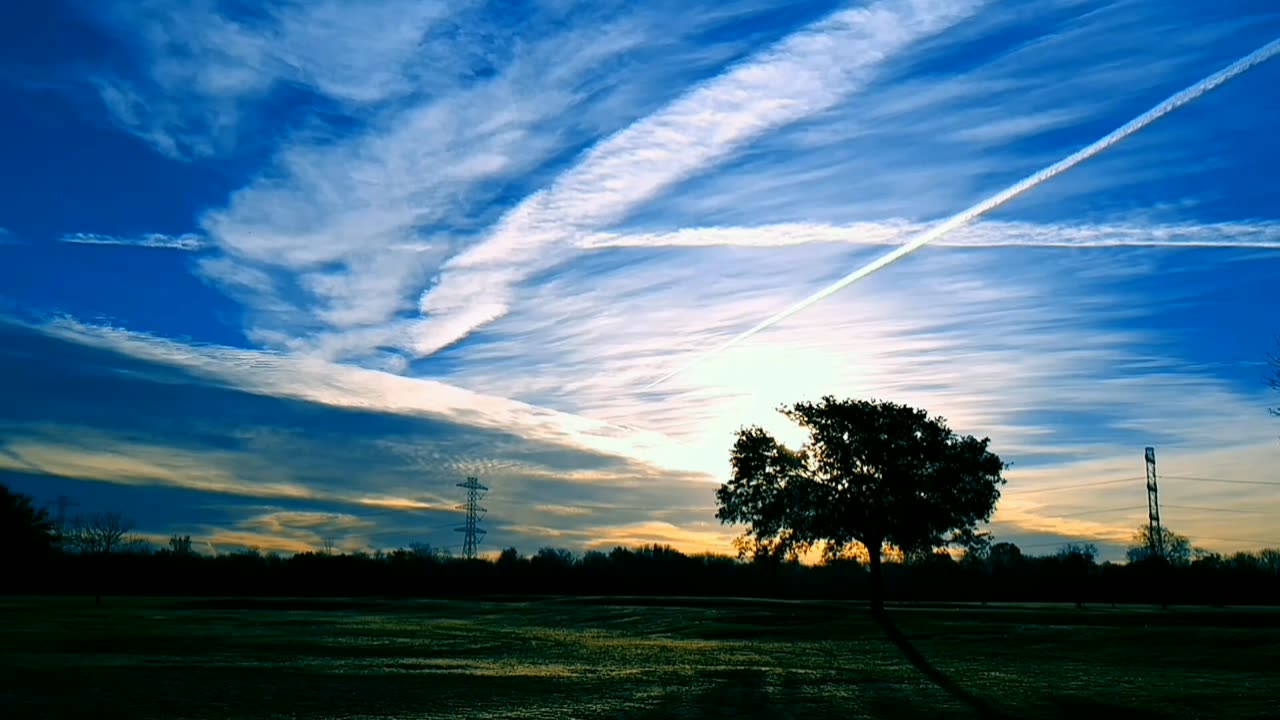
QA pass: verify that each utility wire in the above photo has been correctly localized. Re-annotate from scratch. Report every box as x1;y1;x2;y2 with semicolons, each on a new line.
1162;504;1272;515
1049;505;1146;518
1187;535;1280;546
1003;478;1142;495
1161;475;1280;487
1007;475;1278;497
1015;539;1125;550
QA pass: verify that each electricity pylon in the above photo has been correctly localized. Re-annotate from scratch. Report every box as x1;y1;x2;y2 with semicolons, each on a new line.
455;477;488;560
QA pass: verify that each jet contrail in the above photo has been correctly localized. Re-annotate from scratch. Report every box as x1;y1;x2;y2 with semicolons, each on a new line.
645;37;1280;390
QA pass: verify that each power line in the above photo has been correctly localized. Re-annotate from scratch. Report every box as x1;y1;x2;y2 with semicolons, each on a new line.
1003;478;1142;496
1006;474;1279;498
1189;536;1280;547
1162;504;1272;515
1050;505;1146;519
1162;475;1280;487
1016;538;1125;550
1016;535;1279;551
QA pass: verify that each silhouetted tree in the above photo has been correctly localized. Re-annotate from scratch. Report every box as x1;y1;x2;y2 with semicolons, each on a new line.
168;535;194;556
715;396;1006;613
1057;543;1097;563
65;512;139;555
1055;543;1098;608
1126;525;1192;566
988;542;1024;571
0;484;55;560
1256;548;1280;576
532;547;575;568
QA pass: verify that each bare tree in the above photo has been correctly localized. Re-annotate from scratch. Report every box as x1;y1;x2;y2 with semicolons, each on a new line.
321;536;337;556
167;534;194;556
65;512;138;555
1126;525;1192;566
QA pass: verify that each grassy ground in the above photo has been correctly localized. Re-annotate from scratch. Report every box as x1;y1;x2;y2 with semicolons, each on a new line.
1;596;1277;719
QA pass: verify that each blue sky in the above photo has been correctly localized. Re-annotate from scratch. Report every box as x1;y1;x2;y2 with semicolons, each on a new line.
2;0;1278;560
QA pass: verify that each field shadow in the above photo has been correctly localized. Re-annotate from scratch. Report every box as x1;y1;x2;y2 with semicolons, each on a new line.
873;611;1176;720
874;611;1015;720
611;669;777;719
1035;696;1172;720
611;667;956;720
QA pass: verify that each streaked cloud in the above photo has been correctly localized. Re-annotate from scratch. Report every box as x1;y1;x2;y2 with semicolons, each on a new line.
411;0;984;357
28;316;716;477
623;2;1279;229
189;1;783;360
429;238;1279;555
60;232;207;251
89;0;463;158
0;317;725;553
579;219;1280;250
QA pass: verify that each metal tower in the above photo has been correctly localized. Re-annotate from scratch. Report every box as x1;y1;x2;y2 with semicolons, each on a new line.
455;477;488;560
1144;447;1164;558
45;495;78;538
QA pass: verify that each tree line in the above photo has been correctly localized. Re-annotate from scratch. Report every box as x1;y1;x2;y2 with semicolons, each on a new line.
4;486;1278;605
5;392;1277;606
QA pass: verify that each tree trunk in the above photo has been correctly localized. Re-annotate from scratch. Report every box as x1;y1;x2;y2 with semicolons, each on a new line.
868;542;884;616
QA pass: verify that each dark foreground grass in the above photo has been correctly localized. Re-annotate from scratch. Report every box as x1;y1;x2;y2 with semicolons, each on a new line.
1;596;1277;719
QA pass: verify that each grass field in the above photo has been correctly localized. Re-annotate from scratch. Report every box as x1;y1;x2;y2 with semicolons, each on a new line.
1;596;1278;719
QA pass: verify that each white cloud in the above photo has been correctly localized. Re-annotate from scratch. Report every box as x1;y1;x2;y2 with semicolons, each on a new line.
620;3;1278;230
578;219;1280;250
188;1;854;362
60;232;207;251
90;0;464;158
29;316;718;479
425;236;1279;552
410;0;984;356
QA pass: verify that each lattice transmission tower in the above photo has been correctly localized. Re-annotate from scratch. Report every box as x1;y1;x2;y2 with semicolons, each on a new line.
455;477;488;560
1145;446;1164;558
44;495;78;539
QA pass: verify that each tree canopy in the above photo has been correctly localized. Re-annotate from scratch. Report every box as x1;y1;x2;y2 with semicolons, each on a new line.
0;483;55;561
715;397;1006;611
1126;524;1194;566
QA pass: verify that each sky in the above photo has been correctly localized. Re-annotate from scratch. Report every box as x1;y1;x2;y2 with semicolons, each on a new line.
2;0;1278;561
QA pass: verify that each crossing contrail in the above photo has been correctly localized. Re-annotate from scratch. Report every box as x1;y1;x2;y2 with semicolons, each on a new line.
644;37;1280;390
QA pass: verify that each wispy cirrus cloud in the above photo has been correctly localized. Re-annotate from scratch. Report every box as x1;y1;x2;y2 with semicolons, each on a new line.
89;0;465;158
60;232;206;250
21;315;715;478
622;2;1280;230
187;1;799;362
426;232;1280;554
0;315;733;556
410;0;985;357
578;219;1280;250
